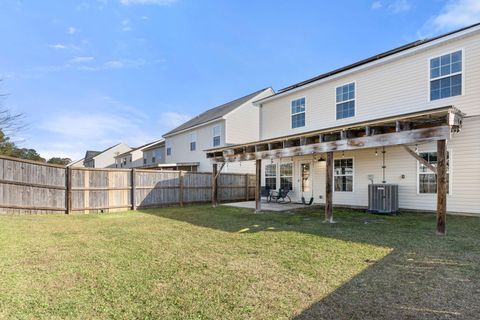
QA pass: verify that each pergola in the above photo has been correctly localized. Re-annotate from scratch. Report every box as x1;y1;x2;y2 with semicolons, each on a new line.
206;106;464;235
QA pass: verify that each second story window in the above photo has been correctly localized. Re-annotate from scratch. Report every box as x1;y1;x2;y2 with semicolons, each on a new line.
430;50;462;101
166;142;172;156
336;82;355;120
291;97;305;128
190;133;196;151
143;158;147;165
212;125;221;147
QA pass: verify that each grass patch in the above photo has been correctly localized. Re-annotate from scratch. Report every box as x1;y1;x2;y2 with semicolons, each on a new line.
0;205;479;319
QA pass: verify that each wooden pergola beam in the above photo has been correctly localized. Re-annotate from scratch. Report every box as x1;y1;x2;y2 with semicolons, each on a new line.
213;126;451;163
402;145;437;174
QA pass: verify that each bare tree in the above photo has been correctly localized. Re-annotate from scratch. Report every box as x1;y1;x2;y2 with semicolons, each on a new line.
0;85;24;136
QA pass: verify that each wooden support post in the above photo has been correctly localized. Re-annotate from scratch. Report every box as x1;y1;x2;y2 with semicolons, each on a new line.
255;159;262;213
212;164;218;208
436;139;447;236
66;167;72;214
365;126;371;136
179;170;184;207
131;168;137;210
324;152;334;223
245;174;249;201
396;121;402;132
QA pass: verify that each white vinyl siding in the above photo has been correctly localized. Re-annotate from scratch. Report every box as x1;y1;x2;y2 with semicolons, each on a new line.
259;31;480;140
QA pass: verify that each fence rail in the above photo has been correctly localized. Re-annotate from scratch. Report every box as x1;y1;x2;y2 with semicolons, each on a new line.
0;156;255;215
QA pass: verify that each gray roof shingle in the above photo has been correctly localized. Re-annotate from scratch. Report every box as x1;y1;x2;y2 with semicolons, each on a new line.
163;88;271;137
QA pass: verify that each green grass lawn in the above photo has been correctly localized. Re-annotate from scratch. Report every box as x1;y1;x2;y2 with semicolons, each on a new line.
0;205;479;319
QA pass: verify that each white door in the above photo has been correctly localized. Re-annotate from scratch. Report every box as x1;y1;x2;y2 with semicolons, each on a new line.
297;161;313;201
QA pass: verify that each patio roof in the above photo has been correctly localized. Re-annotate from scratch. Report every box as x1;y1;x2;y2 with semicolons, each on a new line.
206;106;464;163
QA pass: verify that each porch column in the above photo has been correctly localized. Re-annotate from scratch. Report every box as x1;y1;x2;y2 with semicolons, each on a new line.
436;139;447;235
255;159;262;213
212;163;218;208
324;152;334;223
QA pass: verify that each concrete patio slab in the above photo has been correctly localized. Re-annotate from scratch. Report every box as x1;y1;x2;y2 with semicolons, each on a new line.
222;200;318;212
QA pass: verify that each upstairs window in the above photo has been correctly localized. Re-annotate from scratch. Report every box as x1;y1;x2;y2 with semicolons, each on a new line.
265;164;277;190
166;142;172;156
430;50;462;101
190;133;196;151
291;97;305;128
213;125;221;147
152;156;156;163
418;151;450;194
143;158;147;165
155;149;162;160
336;82;355;119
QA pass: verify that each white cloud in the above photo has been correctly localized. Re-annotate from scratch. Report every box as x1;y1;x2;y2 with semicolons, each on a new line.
140;15;149;20
431;0;480;31
162;112;191;129
68;56;95;63
104;60;125;69
122;19;132;32
48;44;67;50
120;0;177;6
389;0;411;13
67;27;77;34
371;1;382;10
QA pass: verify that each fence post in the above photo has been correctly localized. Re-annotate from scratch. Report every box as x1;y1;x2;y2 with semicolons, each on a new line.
245;174;249;201
179;171;184;207
131;169;137;210
66;166;72;214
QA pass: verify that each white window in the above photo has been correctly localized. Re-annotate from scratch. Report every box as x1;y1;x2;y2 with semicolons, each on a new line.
265;164;277;190
418;151;450;194
291;98;305;128
166;141;172;156
334;158;353;192
336;82;355;119
430;50;462;101
155;149;162;160
143;158;147;165
190;133;196;151
280;163;293;191
212;125;221;147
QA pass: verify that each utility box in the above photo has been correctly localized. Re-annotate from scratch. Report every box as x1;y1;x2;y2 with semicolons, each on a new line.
368;184;399;215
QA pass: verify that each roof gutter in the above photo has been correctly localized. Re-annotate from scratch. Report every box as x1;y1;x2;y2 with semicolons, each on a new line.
253;24;480;106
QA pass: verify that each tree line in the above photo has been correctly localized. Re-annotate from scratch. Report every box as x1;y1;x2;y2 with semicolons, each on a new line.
0;88;72;166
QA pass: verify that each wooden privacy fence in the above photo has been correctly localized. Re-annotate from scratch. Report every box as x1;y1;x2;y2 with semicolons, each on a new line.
0;156;256;215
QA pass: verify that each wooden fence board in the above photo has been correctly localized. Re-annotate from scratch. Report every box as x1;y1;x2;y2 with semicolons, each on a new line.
0;156;255;214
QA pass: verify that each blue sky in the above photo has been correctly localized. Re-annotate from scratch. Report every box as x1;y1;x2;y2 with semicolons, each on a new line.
1;0;479;160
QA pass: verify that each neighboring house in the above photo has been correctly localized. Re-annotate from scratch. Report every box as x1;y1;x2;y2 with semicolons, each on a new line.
163;88;274;173
67;158;85;168
83;143;131;168
114;139;164;169
207;23;480;215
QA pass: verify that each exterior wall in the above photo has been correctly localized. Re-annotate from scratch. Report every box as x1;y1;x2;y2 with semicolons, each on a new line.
165;119;229;172
259;30;480;140
92;143;131;168
142;146;166;167
115;149;143;168
224;88;273;144
261;117;480;214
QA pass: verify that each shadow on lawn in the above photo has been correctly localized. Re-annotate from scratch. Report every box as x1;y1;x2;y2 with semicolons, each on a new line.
138;205;480;320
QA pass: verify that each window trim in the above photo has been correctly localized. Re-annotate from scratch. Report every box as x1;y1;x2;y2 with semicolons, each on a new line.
416;149;453;195
166;141;172;156
264;163;277;190
335;81;356;120
189;132;197;151
279;161;293;191
427;48;465;102
212;125;221;147
333;156;355;193
290;96;306;129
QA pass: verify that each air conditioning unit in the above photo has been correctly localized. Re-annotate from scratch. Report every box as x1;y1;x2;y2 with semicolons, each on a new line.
368;184;399;215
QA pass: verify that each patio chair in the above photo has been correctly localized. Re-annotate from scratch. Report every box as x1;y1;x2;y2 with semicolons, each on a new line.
261;186;271;201
268;188;291;204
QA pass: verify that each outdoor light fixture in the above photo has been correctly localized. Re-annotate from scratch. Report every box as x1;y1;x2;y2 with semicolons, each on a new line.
342;151;345;158
375;148;378;156
318;155;326;162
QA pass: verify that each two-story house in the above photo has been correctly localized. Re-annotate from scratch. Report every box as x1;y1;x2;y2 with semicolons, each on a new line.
163;88;274;173
114;139;163;169
83;143;131;168
206;23;480;219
